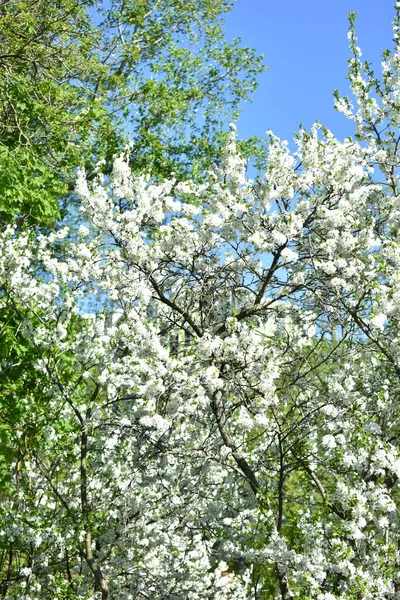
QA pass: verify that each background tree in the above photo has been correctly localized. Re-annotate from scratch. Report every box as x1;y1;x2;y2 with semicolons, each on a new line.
0;0;264;226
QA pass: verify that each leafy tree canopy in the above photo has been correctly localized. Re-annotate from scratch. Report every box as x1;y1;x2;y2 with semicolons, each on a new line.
0;0;265;225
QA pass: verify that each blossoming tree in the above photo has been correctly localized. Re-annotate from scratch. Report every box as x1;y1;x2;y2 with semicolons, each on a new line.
2;7;400;600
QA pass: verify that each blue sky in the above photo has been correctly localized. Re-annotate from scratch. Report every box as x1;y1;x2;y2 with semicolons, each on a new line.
224;0;395;145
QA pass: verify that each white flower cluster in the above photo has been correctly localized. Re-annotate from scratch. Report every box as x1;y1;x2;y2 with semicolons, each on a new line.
3;16;400;598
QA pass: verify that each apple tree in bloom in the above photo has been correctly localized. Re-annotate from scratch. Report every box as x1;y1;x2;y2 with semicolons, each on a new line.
2;7;400;600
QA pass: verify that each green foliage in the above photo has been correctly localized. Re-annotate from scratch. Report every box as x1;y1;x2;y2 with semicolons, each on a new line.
0;0;265;225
